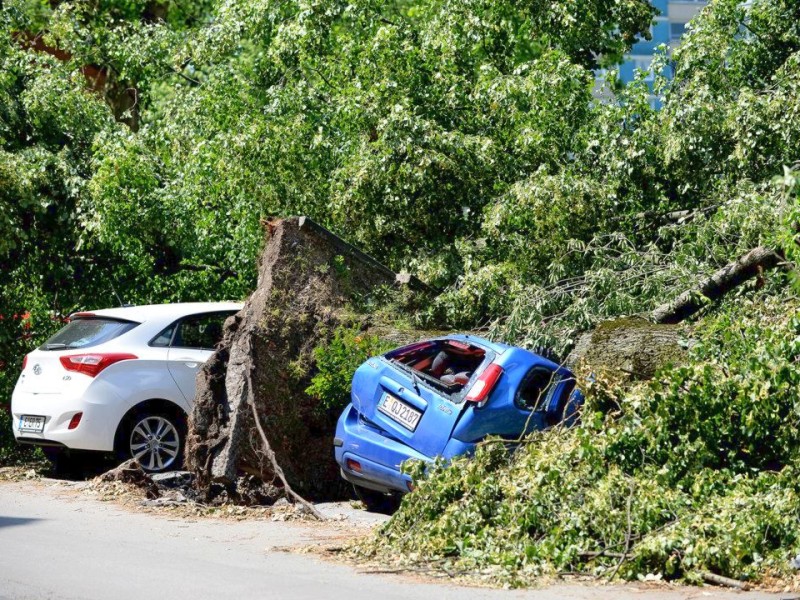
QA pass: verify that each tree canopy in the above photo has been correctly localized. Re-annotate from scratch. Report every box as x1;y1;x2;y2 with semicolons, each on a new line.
2;0;800;583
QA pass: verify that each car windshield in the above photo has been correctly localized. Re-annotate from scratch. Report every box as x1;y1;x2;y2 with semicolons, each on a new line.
386;339;487;395
40;317;139;351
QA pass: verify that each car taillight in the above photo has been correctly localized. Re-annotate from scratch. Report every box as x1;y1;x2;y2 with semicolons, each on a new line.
346;458;362;473
68;412;83;430
60;353;137;377
465;363;503;407
22;355;28;370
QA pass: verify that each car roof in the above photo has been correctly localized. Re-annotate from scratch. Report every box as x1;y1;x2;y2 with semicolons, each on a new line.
73;302;244;324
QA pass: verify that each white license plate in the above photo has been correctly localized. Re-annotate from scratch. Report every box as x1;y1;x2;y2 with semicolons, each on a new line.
19;415;45;433
378;394;422;431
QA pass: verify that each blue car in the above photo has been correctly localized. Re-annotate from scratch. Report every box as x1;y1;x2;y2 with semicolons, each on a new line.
334;334;583;511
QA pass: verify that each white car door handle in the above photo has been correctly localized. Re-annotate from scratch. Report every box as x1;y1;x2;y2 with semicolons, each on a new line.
175;357;200;368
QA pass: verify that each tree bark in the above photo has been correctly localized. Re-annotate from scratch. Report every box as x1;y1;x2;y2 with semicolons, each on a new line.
186;216;427;503
569;246;788;378
566;317;685;379
650;246;784;324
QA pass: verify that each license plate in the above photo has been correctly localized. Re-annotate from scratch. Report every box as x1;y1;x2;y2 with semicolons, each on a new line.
378;394;422;431
19;415;45;433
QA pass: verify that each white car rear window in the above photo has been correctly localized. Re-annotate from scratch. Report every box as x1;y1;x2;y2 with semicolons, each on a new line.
40;317;139;351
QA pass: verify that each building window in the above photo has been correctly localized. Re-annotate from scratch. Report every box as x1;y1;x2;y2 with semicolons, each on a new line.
670;22;687;42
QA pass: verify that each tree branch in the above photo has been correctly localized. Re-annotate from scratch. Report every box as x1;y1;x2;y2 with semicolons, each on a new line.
651;246;787;324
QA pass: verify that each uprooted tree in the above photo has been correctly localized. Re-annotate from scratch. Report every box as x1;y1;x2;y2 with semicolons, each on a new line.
186;215;786;507
185;217;428;504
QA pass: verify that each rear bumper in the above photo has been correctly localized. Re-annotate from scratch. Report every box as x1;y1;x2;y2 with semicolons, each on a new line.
335;403;428;494
10;386;125;452
15;437;68;448
338;455;412;494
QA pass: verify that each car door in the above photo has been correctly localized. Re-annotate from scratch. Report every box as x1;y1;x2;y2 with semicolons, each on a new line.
450;352;578;444
166;312;232;403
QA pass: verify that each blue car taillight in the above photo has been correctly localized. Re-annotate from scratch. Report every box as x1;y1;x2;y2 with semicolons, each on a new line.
465;363;503;408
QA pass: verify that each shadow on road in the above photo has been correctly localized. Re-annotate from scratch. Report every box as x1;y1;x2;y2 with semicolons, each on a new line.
0;516;41;529
39;449;118;481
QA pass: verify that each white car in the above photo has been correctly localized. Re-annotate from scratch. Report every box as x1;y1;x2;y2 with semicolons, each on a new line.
11;302;243;472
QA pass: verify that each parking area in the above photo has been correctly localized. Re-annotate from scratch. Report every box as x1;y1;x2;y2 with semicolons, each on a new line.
0;478;784;600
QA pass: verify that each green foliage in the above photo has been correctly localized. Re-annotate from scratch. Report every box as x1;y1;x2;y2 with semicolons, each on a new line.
426;0;800;353
306;326;393;414
358;296;800;584
77;0;651;283
2;0;800;586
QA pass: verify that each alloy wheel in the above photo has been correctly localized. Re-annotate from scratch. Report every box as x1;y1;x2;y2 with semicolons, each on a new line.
129;415;180;472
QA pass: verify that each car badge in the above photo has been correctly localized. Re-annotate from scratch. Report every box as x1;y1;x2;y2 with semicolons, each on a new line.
33;364;42;375
437;403;453;415
62;375;71;381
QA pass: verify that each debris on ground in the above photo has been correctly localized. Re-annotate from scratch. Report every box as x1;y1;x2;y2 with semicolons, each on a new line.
79;461;318;521
150;470;194;489
0;465;43;482
95;459;160;499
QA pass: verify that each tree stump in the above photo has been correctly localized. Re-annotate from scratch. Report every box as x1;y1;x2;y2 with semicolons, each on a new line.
185;216;425;501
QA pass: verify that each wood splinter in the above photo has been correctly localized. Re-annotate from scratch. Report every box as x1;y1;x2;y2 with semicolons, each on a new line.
701;571;750;591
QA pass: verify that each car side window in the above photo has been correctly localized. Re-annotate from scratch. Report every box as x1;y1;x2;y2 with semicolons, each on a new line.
172;312;232;350
150;325;175;347
515;366;560;411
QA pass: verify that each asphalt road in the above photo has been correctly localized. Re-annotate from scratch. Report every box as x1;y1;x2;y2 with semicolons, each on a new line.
0;480;785;600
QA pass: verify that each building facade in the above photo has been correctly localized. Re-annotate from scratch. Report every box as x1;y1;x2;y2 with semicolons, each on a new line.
617;0;708;86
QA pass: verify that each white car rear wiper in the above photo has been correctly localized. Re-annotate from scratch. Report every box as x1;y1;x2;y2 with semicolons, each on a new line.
45;343;67;350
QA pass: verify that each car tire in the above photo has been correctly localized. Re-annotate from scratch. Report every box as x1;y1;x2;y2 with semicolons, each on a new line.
117;410;186;473
352;484;401;514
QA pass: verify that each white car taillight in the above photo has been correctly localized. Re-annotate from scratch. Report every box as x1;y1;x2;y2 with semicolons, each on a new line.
60;353;138;377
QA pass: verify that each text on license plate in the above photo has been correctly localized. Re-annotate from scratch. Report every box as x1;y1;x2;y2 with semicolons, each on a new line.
19;415;45;433
378;394;422;431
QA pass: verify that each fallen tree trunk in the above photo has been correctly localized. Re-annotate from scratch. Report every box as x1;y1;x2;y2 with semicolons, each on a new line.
566;318;685;379
650;246;784;324
186;217;428;502
569;246;788;377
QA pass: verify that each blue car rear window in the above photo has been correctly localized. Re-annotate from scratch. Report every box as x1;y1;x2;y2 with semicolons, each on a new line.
386;339;489;398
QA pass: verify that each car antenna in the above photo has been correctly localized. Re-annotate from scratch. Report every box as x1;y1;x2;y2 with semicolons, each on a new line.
110;284;128;307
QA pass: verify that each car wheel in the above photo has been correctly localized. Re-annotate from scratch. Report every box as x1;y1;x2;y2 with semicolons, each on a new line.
352;484;401;514
122;412;185;473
